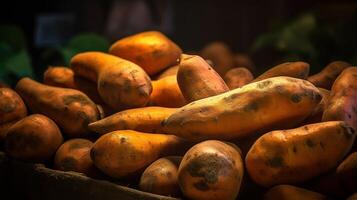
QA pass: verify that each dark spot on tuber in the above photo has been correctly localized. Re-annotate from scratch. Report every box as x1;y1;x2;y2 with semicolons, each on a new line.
60;157;77;171
266;155;285;168
305;139;315;148
257;80;272;89
340;123;355;140
243;101;259;112
0;103;16;113
193;180;210;191
290;94;302;103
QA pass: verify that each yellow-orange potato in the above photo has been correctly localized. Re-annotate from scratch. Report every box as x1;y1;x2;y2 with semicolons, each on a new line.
246;121;355;187
200;42;235;76
91;130;185;178
139;156;182;196
224;67;254;89
312;151;357;198
178;140;244;200
302;88;330;124
322;67;357;131
15;78;100;137
177;55;229;102
264;185;327;200
44;66;105;105
0;88;27;124
70;52;152;110
5;114;63;162
54;138;97;177
233;53;256;74
163;77;321;141
89;106;176;134
149;75;186;108
109;31;182;76
156;54;193;79
253;62;310;82
308;61;351;89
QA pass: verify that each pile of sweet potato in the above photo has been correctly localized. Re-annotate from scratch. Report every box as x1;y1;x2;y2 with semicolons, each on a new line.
1;31;357;200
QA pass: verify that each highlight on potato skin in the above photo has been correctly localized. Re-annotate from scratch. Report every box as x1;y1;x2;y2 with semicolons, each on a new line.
163;76;322;141
109;31;182;76
139;156;182;197
178;140;244;200
70;52;152;110
245;121;356;187
0;88;27;124
5;114;63;162
15;77;100;138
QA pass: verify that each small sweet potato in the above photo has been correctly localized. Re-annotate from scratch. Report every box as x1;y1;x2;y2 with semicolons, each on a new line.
91;130;185;178
0;88;27;124
15;78;100;137
89;106;176;134
149;75;186;108
200;42;235;76
253;61;310;82
246;121;355;187
224;67;254;89
156;54;193;79
54;138;97;177
322;67;357;131
139;156;182;196
308;61;351;89
5;114;63;162
264;185;327;200
163;77;321;141
70;52;152;110
177;55;229;102
109;31;182;76
233;53;256;74
178;140;244;200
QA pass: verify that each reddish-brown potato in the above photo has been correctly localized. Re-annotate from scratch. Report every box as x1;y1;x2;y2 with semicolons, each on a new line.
178;140;244;200
109;31;182;76
54;138;97;177
70;52;152;110
5;114;63;162
139;156;182;196
149;75;186;108
253;62;310;82
15;78;100;137
177;55;229;102
224;67;254;89
0;88;27;124
308;61;351;89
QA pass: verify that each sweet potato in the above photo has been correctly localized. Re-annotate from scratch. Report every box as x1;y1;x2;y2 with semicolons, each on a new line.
322;67;357;131
70;52;152;110
149;75;186;108
224;67;254;89
0;88;27;124
89;106;176;134
246;121;356;187
15;78;100;137
139;156;182;196
264;185;327;200
109;31;182;76
233;53;256;74
200;42;235;76
312;151;357;198
308;61;351;89
156;54;193;79
54;138;97;177
91;130;185;178
253;62;310;82
178;140;243;200
163;76;321;141
302;88;330;124
5;114;63;162
177;55;229;102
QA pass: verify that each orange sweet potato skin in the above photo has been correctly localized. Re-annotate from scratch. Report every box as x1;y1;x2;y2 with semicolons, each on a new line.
178;140;244;200
15;78;100;138
5;114;63;162
322;67;357;131
253;62;310;82
246;121;355;187
308;61;351;89
177;55;229;102
109;31;182;76
224;67;254;89
0;88;27;124
70;52;152;110
149;75;186;108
